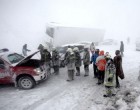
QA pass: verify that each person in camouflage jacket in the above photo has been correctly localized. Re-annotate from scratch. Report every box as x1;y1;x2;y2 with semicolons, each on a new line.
83;47;90;77
104;59;116;97
41;48;51;75
65;48;75;81
52;48;60;75
73;47;82;76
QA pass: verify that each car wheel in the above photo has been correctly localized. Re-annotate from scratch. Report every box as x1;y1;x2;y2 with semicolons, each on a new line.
18;76;35;89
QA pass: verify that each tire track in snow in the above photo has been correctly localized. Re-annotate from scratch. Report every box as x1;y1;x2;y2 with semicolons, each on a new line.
23;72;94;110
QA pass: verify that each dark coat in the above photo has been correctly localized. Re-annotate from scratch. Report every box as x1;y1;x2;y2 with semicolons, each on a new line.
52;51;60;66
83;49;90;65
74;51;81;67
41;49;51;63
65;52;75;70
113;55;124;79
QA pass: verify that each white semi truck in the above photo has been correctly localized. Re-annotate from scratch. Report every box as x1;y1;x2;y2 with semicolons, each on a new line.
46;25;105;46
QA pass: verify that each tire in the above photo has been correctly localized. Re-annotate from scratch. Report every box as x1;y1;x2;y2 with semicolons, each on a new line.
18;76;35;89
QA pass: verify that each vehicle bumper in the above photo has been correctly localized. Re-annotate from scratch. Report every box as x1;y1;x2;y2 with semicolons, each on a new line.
33;72;47;82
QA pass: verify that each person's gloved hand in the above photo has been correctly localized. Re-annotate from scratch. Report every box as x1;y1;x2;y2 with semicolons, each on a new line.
90;61;92;64
108;77;113;82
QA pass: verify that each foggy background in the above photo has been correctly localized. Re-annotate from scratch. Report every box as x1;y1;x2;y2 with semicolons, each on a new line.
0;0;140;53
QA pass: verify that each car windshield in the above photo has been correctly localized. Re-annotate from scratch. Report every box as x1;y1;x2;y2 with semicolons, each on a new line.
8;53;24;64
57;47;67;54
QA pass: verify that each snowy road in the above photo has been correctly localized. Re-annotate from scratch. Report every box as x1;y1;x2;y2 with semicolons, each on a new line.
1;44;140;110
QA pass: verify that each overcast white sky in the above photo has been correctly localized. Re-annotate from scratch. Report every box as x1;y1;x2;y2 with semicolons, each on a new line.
0;0;140;52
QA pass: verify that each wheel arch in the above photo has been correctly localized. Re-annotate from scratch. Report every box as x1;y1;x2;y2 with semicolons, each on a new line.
16;73;36;84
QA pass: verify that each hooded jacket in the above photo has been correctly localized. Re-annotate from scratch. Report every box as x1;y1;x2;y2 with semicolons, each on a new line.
104;60;116;87
96;50;106;71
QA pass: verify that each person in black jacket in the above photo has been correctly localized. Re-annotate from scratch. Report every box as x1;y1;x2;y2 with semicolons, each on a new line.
52;48;60;75
41;48;51;75
114;50;124;88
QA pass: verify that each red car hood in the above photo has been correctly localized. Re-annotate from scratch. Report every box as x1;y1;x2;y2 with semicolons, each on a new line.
12;51;39;67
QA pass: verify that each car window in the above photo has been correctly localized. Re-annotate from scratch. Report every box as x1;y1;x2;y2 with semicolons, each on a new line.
8;53;24;64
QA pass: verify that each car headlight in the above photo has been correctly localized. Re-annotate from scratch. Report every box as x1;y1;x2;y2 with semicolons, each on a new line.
34;68;42;74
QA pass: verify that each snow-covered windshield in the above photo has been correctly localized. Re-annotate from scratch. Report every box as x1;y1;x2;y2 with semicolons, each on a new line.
7;53;24;64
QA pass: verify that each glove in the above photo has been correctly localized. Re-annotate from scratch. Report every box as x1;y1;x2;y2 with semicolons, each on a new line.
90;61;92;64
108;77;113;82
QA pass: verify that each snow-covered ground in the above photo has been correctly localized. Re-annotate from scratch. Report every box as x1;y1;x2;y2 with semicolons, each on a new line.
0;43;140;110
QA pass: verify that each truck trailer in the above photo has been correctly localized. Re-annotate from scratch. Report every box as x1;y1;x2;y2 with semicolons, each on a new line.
46;26;105;46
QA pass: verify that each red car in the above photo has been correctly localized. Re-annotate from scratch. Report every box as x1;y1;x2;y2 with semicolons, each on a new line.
0;51;47;89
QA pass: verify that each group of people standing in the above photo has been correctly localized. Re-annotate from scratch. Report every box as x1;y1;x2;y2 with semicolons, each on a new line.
64;46;90;81
90;42;125;97
24;41;125;97
39;44;60;75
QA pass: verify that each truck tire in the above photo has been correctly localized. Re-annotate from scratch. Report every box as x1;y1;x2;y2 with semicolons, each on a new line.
18;76;35;89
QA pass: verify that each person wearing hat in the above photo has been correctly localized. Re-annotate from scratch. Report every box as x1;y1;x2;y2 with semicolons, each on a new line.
104;52;111;62
114;50;124;88
41;47;52;76
73;47;82;76
38;44;44;56
96;50;106;84
52;48;60;75
22;44;31;56
65;48;75;81
83;47;90;77
91;49;100;78
104;59;116;97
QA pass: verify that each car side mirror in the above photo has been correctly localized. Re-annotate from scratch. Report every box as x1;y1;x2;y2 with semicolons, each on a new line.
0;64;5;69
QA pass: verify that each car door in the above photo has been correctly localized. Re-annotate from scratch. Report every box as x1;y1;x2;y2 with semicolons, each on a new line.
0;59;12;84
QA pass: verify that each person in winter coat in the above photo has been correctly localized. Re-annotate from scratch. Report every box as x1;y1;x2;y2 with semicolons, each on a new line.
96;50;106;84
73;47;82;76
90;42;95;54
91;49;100;78
38;44;44;56
41;48;52;75
114;50;124;88
52;48;60;75
120;41;124;57
104;59;116;97
65;48;75;81
104;52;111;62
22;44;31;56
83;47;90;77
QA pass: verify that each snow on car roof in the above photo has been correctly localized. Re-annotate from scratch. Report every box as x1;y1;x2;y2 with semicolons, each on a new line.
0;52;15;64
61;43;85;47
0;51;14;57
78;41;92;44
0;51;24;65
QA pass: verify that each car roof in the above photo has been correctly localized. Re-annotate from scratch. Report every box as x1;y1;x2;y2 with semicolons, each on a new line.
78;41;92;44
0;51;14;57
61;43;85;47
0;51;23;64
